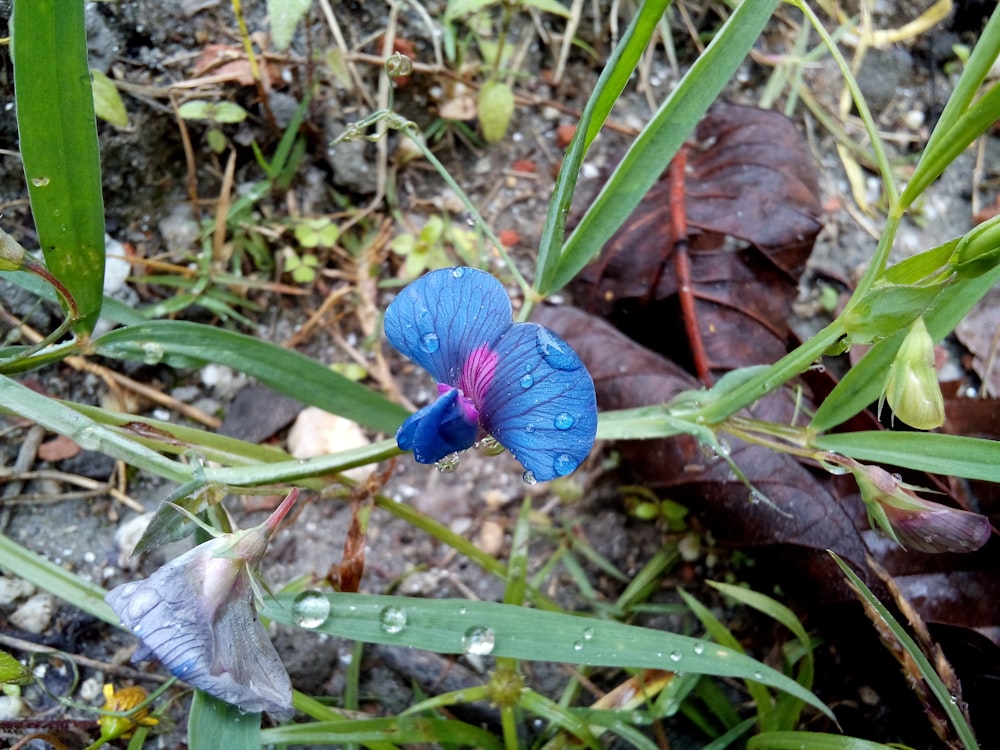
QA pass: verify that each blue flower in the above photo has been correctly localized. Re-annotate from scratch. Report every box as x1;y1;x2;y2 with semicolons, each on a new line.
105;491;300;720
384;267;597;481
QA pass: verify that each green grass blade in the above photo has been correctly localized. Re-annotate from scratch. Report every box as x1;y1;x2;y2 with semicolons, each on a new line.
93;320;409;434
0;374;193;482
260;716;503;748
263;592;834;720
534;0;671;294
900;5;1000;207
829;553;980;750
814;432;1000;482
541;0;781;294
748;731;899;750
188;691;261;750
12;0;105;334
0;532;116;625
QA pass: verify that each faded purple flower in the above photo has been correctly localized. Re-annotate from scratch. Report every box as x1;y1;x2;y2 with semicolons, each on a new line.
851;462;991;553
106;490;300;720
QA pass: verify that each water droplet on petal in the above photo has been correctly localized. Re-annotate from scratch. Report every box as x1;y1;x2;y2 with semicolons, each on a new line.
292;591;330;629
420;332;440;353
535;328;580;371
669;650;682;662
553;453;578;476
462;626;495;655
436;453;460;473
520;373;534;389
522;470;537;485
554;412;575;430
524;424;535;433
451;267;465;278
379;605;407;634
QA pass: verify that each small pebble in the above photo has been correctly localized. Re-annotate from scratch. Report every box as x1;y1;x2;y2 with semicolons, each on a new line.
0;576;35;605
477;520;505;557
114;512;155;569
0;695;30;720
10;592;55;634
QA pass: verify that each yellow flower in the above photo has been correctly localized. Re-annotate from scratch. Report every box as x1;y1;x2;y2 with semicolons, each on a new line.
881;317;944;430
95;683;158;742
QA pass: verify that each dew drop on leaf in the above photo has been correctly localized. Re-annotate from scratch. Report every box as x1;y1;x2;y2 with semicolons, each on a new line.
292;591;330;629
461;626;496;655
378;605;407;634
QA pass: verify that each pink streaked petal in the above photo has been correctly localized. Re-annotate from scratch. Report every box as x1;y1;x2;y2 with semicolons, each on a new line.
460;344;499;408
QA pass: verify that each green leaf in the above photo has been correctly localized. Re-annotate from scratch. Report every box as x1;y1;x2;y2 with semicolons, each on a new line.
0;650;33;685
478;80;515;144
92;321;410;435
521;0;570;17
267;0;312;51
189;691;261;750
177;100;248;123
841;278;952;343
540;0;781;294
263;592;835;720
748;731;900;750
535;0;671;293
0;531;117;625
445;0;498;21
13;0;106;333
91;69;128;128
262;715;502;747
814;431;1000;482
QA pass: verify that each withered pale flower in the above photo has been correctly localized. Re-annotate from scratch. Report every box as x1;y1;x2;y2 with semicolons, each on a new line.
105;490;300;720
881;316;944;430
851;462;991;553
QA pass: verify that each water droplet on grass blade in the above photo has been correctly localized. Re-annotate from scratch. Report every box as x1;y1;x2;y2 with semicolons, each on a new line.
379;606;407;634
292;591;330;629
462;626;495;655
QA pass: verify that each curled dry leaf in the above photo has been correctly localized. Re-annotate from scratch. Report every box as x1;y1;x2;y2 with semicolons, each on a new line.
575;103;823;374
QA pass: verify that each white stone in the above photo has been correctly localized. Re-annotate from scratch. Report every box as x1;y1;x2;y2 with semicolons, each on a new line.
10;593;55;634
0;576;35;605
287;407;372;482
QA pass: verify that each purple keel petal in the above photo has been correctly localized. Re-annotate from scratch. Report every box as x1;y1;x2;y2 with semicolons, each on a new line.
105;542;293;720
397;387;479;464
384;267;511;387
479;322;597;481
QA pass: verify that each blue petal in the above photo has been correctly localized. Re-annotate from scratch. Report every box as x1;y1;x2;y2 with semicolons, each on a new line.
479;322;597;481
397;387;478;464
384;267;512;387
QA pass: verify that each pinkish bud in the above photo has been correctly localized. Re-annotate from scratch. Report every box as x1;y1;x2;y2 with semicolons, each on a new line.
881;317;944;430
106;490;300;719
852;464;991;553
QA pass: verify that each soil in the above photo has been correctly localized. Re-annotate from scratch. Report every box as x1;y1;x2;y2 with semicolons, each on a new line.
0;1;998;749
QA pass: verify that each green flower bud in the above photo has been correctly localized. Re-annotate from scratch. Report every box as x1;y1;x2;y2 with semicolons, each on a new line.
881;317;944;430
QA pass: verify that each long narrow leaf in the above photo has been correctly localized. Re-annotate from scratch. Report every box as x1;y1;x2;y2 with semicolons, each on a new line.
829;553;979;750
534;0;671;292
188;691;261;750
814;431;1000;482
93;321;409;434
542;0;781;294
12;0;105;333
263;592;834;720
